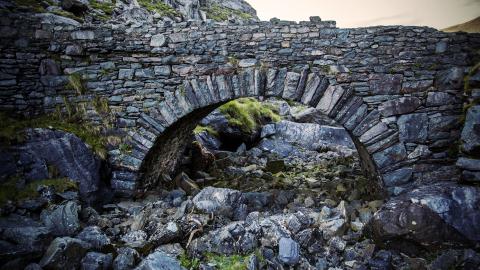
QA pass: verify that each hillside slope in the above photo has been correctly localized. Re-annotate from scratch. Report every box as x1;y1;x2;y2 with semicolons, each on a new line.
1;0;259;24
442;16;480;33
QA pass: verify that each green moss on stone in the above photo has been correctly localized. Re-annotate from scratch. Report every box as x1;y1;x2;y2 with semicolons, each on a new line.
138;0;179;17
219;98;281;133
90;0;115;16
193;125;219;137
0;177;77;206
52;10;83;22
0;112;108;159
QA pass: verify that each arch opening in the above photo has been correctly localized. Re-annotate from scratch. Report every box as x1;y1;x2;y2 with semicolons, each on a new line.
138;95;385;199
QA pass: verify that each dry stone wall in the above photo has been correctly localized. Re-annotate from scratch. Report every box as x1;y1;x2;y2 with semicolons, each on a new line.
1;12;479;196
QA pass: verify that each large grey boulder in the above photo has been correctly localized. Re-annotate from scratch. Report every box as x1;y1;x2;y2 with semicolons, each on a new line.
366;183;480;253
192;186;246;219
12;128;106;204
40;201;81;236
261;120;355;149
0;215;53;264
134;251;185;270
39;237;91;270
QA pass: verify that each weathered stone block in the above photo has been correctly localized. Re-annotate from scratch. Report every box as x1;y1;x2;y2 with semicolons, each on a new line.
378;97;421;117
383;167;413;187
372;143;407;168
398;113;428;143
150;34;166;47
369;74;403;94
460;105;480;156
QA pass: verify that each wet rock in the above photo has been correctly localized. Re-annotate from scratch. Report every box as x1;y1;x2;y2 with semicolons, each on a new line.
76;226;111;251
366;183;480;253
81;252;113;270
134;251;185;270
40;201;81;236
278;237;300;265
113;247;139;270
368;250;392;270
39;237;90;270
192;186;245;219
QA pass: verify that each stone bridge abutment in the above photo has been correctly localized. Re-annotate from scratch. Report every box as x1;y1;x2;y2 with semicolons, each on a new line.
1;12;479;197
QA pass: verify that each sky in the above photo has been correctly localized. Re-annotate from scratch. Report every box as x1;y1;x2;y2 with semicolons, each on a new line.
245;0;480;29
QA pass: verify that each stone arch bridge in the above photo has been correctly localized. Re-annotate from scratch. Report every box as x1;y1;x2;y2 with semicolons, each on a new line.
1;12;479;196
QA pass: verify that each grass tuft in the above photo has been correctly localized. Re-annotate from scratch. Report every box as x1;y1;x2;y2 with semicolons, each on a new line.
67;73;87;95
138;0;179;17
193;125;219;137
203;4;253;21
205;253;249;270
219;98;281;133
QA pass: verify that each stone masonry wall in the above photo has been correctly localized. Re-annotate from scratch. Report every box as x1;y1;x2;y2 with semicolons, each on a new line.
1;12;479;196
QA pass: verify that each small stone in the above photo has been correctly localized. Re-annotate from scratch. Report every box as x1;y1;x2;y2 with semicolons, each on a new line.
150;34;166;47
278;237;300;265
39;237;90;270
238;59;259;68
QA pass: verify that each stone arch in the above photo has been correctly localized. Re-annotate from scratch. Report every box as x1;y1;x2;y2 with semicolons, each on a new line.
110;67;407;197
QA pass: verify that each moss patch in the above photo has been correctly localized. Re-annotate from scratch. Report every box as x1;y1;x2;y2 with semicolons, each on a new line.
193;125;219;137
0;177;77;206
52;9;83;22
0;112;108;159
179;253;201;269
138;0;179;17
13;0;46;12
90;0;115;17
203;4;253;22
218;98;281;133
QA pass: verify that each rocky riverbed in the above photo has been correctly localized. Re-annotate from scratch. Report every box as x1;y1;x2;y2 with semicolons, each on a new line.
1;98;479;270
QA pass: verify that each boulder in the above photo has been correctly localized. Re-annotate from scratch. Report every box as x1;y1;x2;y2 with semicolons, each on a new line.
278;237;300;265
192;186;245;219
39;237;90;270
61;0;89;16
76;226;111;251
81;252;113;270
13;128;106;204
366;183;480;253
134;251;185;270
40;201;81;236
113;247;139;270
0;215;52;264
148;222;182;246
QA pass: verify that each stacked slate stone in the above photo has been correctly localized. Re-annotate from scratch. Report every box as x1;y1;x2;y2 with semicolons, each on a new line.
0;10;479;197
